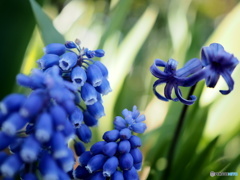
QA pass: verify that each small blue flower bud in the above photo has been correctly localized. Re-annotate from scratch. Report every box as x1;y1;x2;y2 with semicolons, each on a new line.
90;141;106;155
16;74;32;88
103;156;118;177
37;54;60;69
79;151;92;166
39;153;59;180
51;132;68;158
73;165;90;179
130;148;142;164
81;83;98;105
19;93;45;118
22;173;38;180
76;124;92;143
70;107;83;128
122;108;130;118
134;162;142;171
102;142;118;157
35;112;53;143
112;170;124;180
94;49;105;57
85;49;95;58
129;135;142;148
86;154;107;173
119;128;132;140
65;41;77;49
94;61;108;78
0;94;26;114
59;52;78;71
118;140;131;154
57;149;75;172
87;102;105;119
74;141;86;156
0;154;23;178
114;116;127;130
86;64;103;87
71;66;87;87
102;130;120;142
132;106;140;119
95;78;112;95
20;136;41;163
130;123;147;134
0;132;14;150
119;153;134;170
83;111;98;127
44;43;66;56
123;167;139;180
135;114;146;123
50;104;67;130
2;113;28;135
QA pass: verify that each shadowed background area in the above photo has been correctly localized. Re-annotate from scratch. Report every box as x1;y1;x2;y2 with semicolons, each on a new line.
1;0;239;179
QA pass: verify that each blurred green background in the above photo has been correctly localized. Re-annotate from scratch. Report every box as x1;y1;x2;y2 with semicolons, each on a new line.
0;0;239;179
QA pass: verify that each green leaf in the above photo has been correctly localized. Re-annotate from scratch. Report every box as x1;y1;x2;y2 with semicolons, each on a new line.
29;0;65;45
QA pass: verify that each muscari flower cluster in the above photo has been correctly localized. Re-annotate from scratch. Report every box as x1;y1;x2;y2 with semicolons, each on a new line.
73;106;146;180
0;39;144;179
150;43;239;105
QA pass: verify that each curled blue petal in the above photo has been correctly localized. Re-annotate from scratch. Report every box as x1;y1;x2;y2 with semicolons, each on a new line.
102;129;120;142
86;64;103;87
164;59;177;74
219;71;234;95
59;52;78;71
135;114;146;123
149;59;167;78
153;80;169;101
44;43;66;56
134;162;142;171
87;102;105;119
71;66;87;87
37;54;60;69
16;74;33;89
102;142;118;156
174;86;197;105
103;156;119;177
76;124;92;143
81;83;98;105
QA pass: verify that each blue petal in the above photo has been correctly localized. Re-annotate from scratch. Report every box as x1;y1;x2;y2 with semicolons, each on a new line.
164;83;177;101
219;71;234;95
114;116;127;130
176;58;202;77
94;61;108;78
86;64;103;87
65;41;77;49
16;74;32;89
71;66;87;87
74;141;86;156
174;86;197;105
94;49;105;57
81;83;98;105
153;80;169;101
37;54;60;69
95;78;112;95
76;124;92;143
119;153;133;170
78;151;92;166
44;43;66;56
103;156;119;177
61;120;75;141
129;135;142;148
134;162;142;171
59;52;78;71
130;148;143;164
90;141;106;155
86;154;107;173
150;59;168;78
103;130;120;142
165;59;178;74
135;114;146;123
119;128;132;140
87;102;105;119
102;142;118;156
83;111;98;127
129;122;147;134
70;107;83;128
205;70;220;88
118;140;131;154
57;148;75;172
0;94;26;114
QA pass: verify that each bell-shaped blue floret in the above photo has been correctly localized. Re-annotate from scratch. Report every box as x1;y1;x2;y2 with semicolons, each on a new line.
94;61;108;78
44;43;66;56
51;132;68;158
74;141;86;156
50;104;67;130
119;128;132;140
103;156;119;177
37;54;60;69
71;66;87;87
2;113;28;136
129;135;142;148
35;112;53;143
118;140;131;154
94;49;105;57
119;153;133;170
81;83;98;105
87;102;105;119
20;136;41;163
135;114;146;123
0;154;23;178
57;149;75;172
114;116;127;130
65;41;77;49
0;94;26;115
76;124;92;143
130;148;142;164
16;74;32;89
86;64;103;87
123;167;139;180
70;107;83;128
131;106;140;119
112;170;124;180
73;165;90;179
102;142;118;157
83;111;98;127
39;152;59;180
103;130;120;142
78;151;92;166
90;141;106;155
85;49;95;58
59;52;78;71
95;78;112;95
61;120;75;141
129;123;147;134
9;138;23;154
85;154;107;173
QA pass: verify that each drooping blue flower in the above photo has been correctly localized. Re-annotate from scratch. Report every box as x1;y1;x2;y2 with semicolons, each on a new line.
103;129;120;142
86;64;103;87
102;142;118;156
85;154;107;173
37;54;60;70
59;52;78;71
81;82;98;105
71;66;87;87
103;156;119;177
74;141;86;156
150;58;203;105
201;43;239;94
75;124;92;143
90;141;106;155
43;43;66;56
87;101;105;119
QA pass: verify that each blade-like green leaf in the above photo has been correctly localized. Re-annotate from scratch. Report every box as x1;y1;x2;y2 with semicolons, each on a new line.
29;0;65;45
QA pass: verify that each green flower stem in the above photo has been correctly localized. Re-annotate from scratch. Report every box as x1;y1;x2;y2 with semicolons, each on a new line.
163;85;197;179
